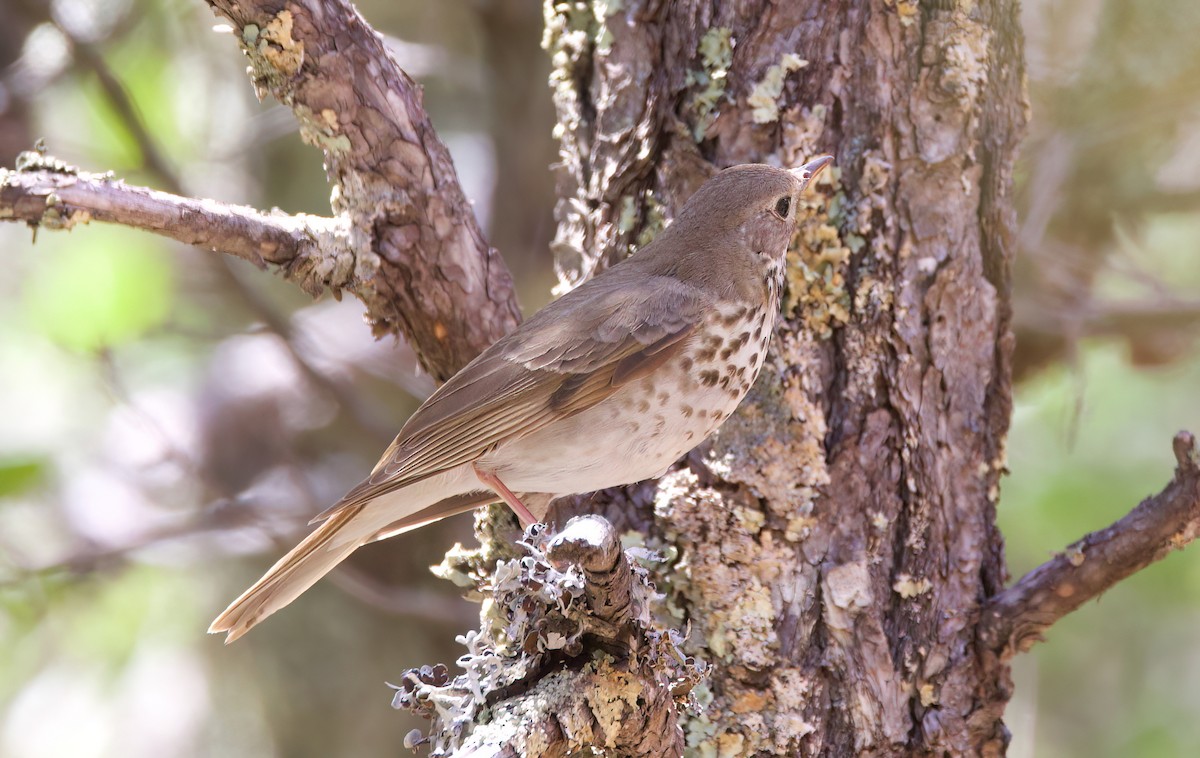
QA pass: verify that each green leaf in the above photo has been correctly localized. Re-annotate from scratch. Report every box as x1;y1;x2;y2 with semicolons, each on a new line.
0;457;47;497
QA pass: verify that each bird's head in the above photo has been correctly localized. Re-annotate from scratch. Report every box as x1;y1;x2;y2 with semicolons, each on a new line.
659;156;833;301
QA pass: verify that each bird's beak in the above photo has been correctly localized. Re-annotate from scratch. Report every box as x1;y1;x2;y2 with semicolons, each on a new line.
790;155;834;187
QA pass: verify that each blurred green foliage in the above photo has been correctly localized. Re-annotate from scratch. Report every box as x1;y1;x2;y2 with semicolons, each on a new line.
1004;338;1200;757
24;229;173;351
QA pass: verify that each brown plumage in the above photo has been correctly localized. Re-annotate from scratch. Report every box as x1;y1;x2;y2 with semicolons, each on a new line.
209;157;833;642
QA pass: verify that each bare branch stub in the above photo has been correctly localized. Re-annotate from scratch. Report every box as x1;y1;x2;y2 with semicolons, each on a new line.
393;516;703;758
980;431;1200;659
204;0;522;379
0;157;350;292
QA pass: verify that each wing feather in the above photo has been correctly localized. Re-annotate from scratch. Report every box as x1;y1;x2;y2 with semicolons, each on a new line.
311;270;710;523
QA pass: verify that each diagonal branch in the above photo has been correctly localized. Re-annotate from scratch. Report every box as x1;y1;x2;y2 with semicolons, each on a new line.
204;0;523;380
980;431;1200;659
1;158;352;291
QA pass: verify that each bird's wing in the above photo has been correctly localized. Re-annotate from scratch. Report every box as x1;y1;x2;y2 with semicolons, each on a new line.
310;272;709;523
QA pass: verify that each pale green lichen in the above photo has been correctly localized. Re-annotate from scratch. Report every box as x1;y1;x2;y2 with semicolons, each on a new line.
406;522;706;755
892;574;933;598
543;1;620;61
257;10;303;76
14;148;77;175
786;166;852;339
542;1;595;143
615;190;668;250
592;0;623;51
293;104;352;153
748;54;809;123
686;27;735;140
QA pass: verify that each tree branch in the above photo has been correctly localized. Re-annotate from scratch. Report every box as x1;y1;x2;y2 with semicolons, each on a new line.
980;431;1200;659
1;158;352;293
204;0;523;379
394;516;700;757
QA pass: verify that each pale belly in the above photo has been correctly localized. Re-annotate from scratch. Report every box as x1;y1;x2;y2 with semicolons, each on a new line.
476;305;772;495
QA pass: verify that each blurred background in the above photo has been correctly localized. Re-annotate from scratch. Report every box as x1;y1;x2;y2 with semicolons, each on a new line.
0;0;1198;756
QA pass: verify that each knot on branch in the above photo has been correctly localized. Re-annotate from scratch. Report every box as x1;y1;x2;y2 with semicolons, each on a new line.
1173;430;1198;474
392;516;706;757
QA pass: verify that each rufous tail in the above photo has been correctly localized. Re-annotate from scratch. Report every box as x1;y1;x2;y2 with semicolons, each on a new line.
208;504;365;644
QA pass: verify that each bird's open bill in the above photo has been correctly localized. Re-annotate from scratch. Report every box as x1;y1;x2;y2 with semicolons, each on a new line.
790;154;834;184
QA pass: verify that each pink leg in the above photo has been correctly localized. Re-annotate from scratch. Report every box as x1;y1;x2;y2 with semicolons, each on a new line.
472;464;538;527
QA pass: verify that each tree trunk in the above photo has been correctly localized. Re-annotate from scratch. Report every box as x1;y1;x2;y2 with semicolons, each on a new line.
540;1;1026;754
8;0;1200;754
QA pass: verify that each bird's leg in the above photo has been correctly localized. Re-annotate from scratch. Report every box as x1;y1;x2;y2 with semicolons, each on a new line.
472;464;538;527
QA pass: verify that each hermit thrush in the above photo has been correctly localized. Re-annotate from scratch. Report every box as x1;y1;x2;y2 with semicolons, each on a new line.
210;157;833;641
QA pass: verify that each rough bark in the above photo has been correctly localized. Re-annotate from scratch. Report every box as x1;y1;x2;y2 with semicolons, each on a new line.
203;0;523;380
537;1;1027;755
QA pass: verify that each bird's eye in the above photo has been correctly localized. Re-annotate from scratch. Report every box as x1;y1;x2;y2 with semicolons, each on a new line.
774;196;791;218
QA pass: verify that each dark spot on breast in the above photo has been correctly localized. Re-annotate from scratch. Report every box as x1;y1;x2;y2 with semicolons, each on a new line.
719;375;731;390
721;306;748;327
699;369;719;387
736;331;751;348
698;409;708;419
753;325;763;341
680;356;694;372
697;347;718;361
637;399;650;413
681;405;694;417
658;392;670;406
685;431;695;441
703;334;722;349
748;352;759;366
719;345;735;360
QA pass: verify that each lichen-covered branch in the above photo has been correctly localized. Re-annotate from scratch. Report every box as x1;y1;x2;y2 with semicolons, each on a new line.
980;431;1200;659
394;515;702;757
0;156;350;292
204;0;522;379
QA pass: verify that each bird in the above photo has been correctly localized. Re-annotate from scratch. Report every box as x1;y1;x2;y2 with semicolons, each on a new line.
209;156;834;642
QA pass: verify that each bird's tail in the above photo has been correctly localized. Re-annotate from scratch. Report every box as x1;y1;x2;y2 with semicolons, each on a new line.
208;504;366;644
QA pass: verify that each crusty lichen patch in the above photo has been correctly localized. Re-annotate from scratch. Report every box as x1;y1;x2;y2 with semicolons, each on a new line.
748;54;809;124
407;516;705;755
883;0;921;26
685;27;735;140
617;190;669;250
655;464;825;756
257;9;304;76
772;104;857;340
